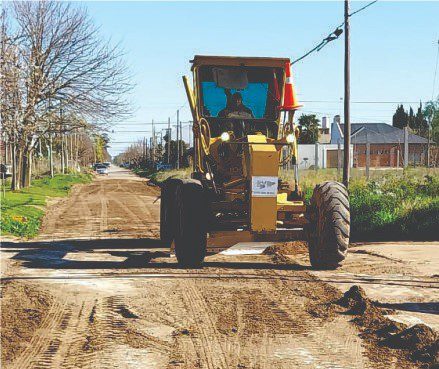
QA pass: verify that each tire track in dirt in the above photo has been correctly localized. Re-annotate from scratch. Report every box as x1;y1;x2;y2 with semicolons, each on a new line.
38;184;96;240
263;275;365;369
179;280;229;369
99;182;108;233
9;298;71;369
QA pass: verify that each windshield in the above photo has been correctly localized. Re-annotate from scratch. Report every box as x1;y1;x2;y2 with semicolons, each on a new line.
201;82;268;119
198;66;283;120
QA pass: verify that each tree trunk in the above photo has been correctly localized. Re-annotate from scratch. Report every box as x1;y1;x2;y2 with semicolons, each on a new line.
16;148;23;190
20;150;28;188
49;134;54;178
61;134;65;174
25;149;32;187
11;144;18;190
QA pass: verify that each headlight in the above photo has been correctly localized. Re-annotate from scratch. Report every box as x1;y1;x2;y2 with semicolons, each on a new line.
220;132;230;142
286;133;295;144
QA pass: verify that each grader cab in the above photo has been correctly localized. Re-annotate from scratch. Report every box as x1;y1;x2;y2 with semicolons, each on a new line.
160;55;350;269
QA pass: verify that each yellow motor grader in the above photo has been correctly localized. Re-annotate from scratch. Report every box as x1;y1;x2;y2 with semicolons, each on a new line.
160;55;350;269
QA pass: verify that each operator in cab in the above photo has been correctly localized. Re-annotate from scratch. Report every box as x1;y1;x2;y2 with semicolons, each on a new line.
218;92;254;119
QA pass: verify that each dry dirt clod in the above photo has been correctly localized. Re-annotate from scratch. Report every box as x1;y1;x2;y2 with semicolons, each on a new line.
337;285;373;314
263;241;308;256
172;328;190;337
116;305;139;319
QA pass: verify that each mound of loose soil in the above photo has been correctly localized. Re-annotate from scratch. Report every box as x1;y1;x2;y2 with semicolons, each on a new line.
383;324;437;350
337;286;439;368
1;281;53;364
412;339;439;365
263;241;308;256
383;323;439;367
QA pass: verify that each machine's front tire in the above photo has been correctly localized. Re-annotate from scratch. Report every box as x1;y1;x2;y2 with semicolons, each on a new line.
174;179;208;268
160;179;181;247
307;181;350;269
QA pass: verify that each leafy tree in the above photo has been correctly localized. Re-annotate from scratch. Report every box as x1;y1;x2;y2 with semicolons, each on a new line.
392;105;408;129
163;133;188;167
423;100;439;144
297;114;320;144
408;106;415;130
415;102;429;138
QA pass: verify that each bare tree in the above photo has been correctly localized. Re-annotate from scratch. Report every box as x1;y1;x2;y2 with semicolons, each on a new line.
1;1;132;188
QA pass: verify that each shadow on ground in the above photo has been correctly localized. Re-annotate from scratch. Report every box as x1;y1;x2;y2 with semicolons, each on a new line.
1;238;309;272
377;302;439;315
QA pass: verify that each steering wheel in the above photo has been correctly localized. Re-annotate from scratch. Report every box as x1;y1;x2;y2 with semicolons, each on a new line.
199;118;211;156
283;120;294;137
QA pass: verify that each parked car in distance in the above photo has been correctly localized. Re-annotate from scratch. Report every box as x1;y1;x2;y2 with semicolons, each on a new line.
0;164;12;179
155;163;172;171
95;164;109;175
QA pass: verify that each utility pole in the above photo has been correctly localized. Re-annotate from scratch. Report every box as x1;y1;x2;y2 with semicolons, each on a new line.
404;125;409;168
151;119;155;165
176;110;180;169
167;117;171;164
343;0;351;187
180;116;183;161
427;115;432;168
180;121;184;152
366;135;371;180
188;121;192;147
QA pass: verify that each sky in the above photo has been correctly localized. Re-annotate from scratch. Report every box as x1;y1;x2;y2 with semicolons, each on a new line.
81;1;439;156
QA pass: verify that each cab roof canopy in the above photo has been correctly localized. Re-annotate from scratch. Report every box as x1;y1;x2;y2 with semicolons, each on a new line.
190;55;290;70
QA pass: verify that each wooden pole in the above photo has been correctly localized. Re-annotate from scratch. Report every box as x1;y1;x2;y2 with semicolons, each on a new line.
427;116;432;168
180;116;183;162
404;126;409;168
337;139;342;178
343;0;351;187
366;137;370;180
167;117;171;164
176;110;180;169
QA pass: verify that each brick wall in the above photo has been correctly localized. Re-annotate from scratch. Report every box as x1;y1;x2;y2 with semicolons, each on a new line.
352;144;428;167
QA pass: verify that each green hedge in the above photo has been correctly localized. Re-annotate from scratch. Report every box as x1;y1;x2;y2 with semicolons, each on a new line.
349;174;439;241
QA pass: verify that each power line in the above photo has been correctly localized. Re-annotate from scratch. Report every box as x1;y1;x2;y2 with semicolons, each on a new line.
349;0;378;17
301;100;422;104
99;121;192;126
291;0;378;65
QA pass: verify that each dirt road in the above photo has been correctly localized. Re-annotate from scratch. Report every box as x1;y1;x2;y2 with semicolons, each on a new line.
1;167;438;369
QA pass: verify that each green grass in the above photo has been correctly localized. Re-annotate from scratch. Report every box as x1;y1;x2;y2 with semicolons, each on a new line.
150;168;192;184
283;168;439;241
1;173;92;238
348;172;439;241
133;167;192;185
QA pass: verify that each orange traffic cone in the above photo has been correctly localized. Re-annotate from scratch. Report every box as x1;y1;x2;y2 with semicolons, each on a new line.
280;62;302;111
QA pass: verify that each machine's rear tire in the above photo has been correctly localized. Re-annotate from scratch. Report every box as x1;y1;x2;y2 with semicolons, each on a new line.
160;179;181;247
174;179;208;268
307;181;350;269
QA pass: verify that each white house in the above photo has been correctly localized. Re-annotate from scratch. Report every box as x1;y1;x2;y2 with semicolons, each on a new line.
298;143;354;169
